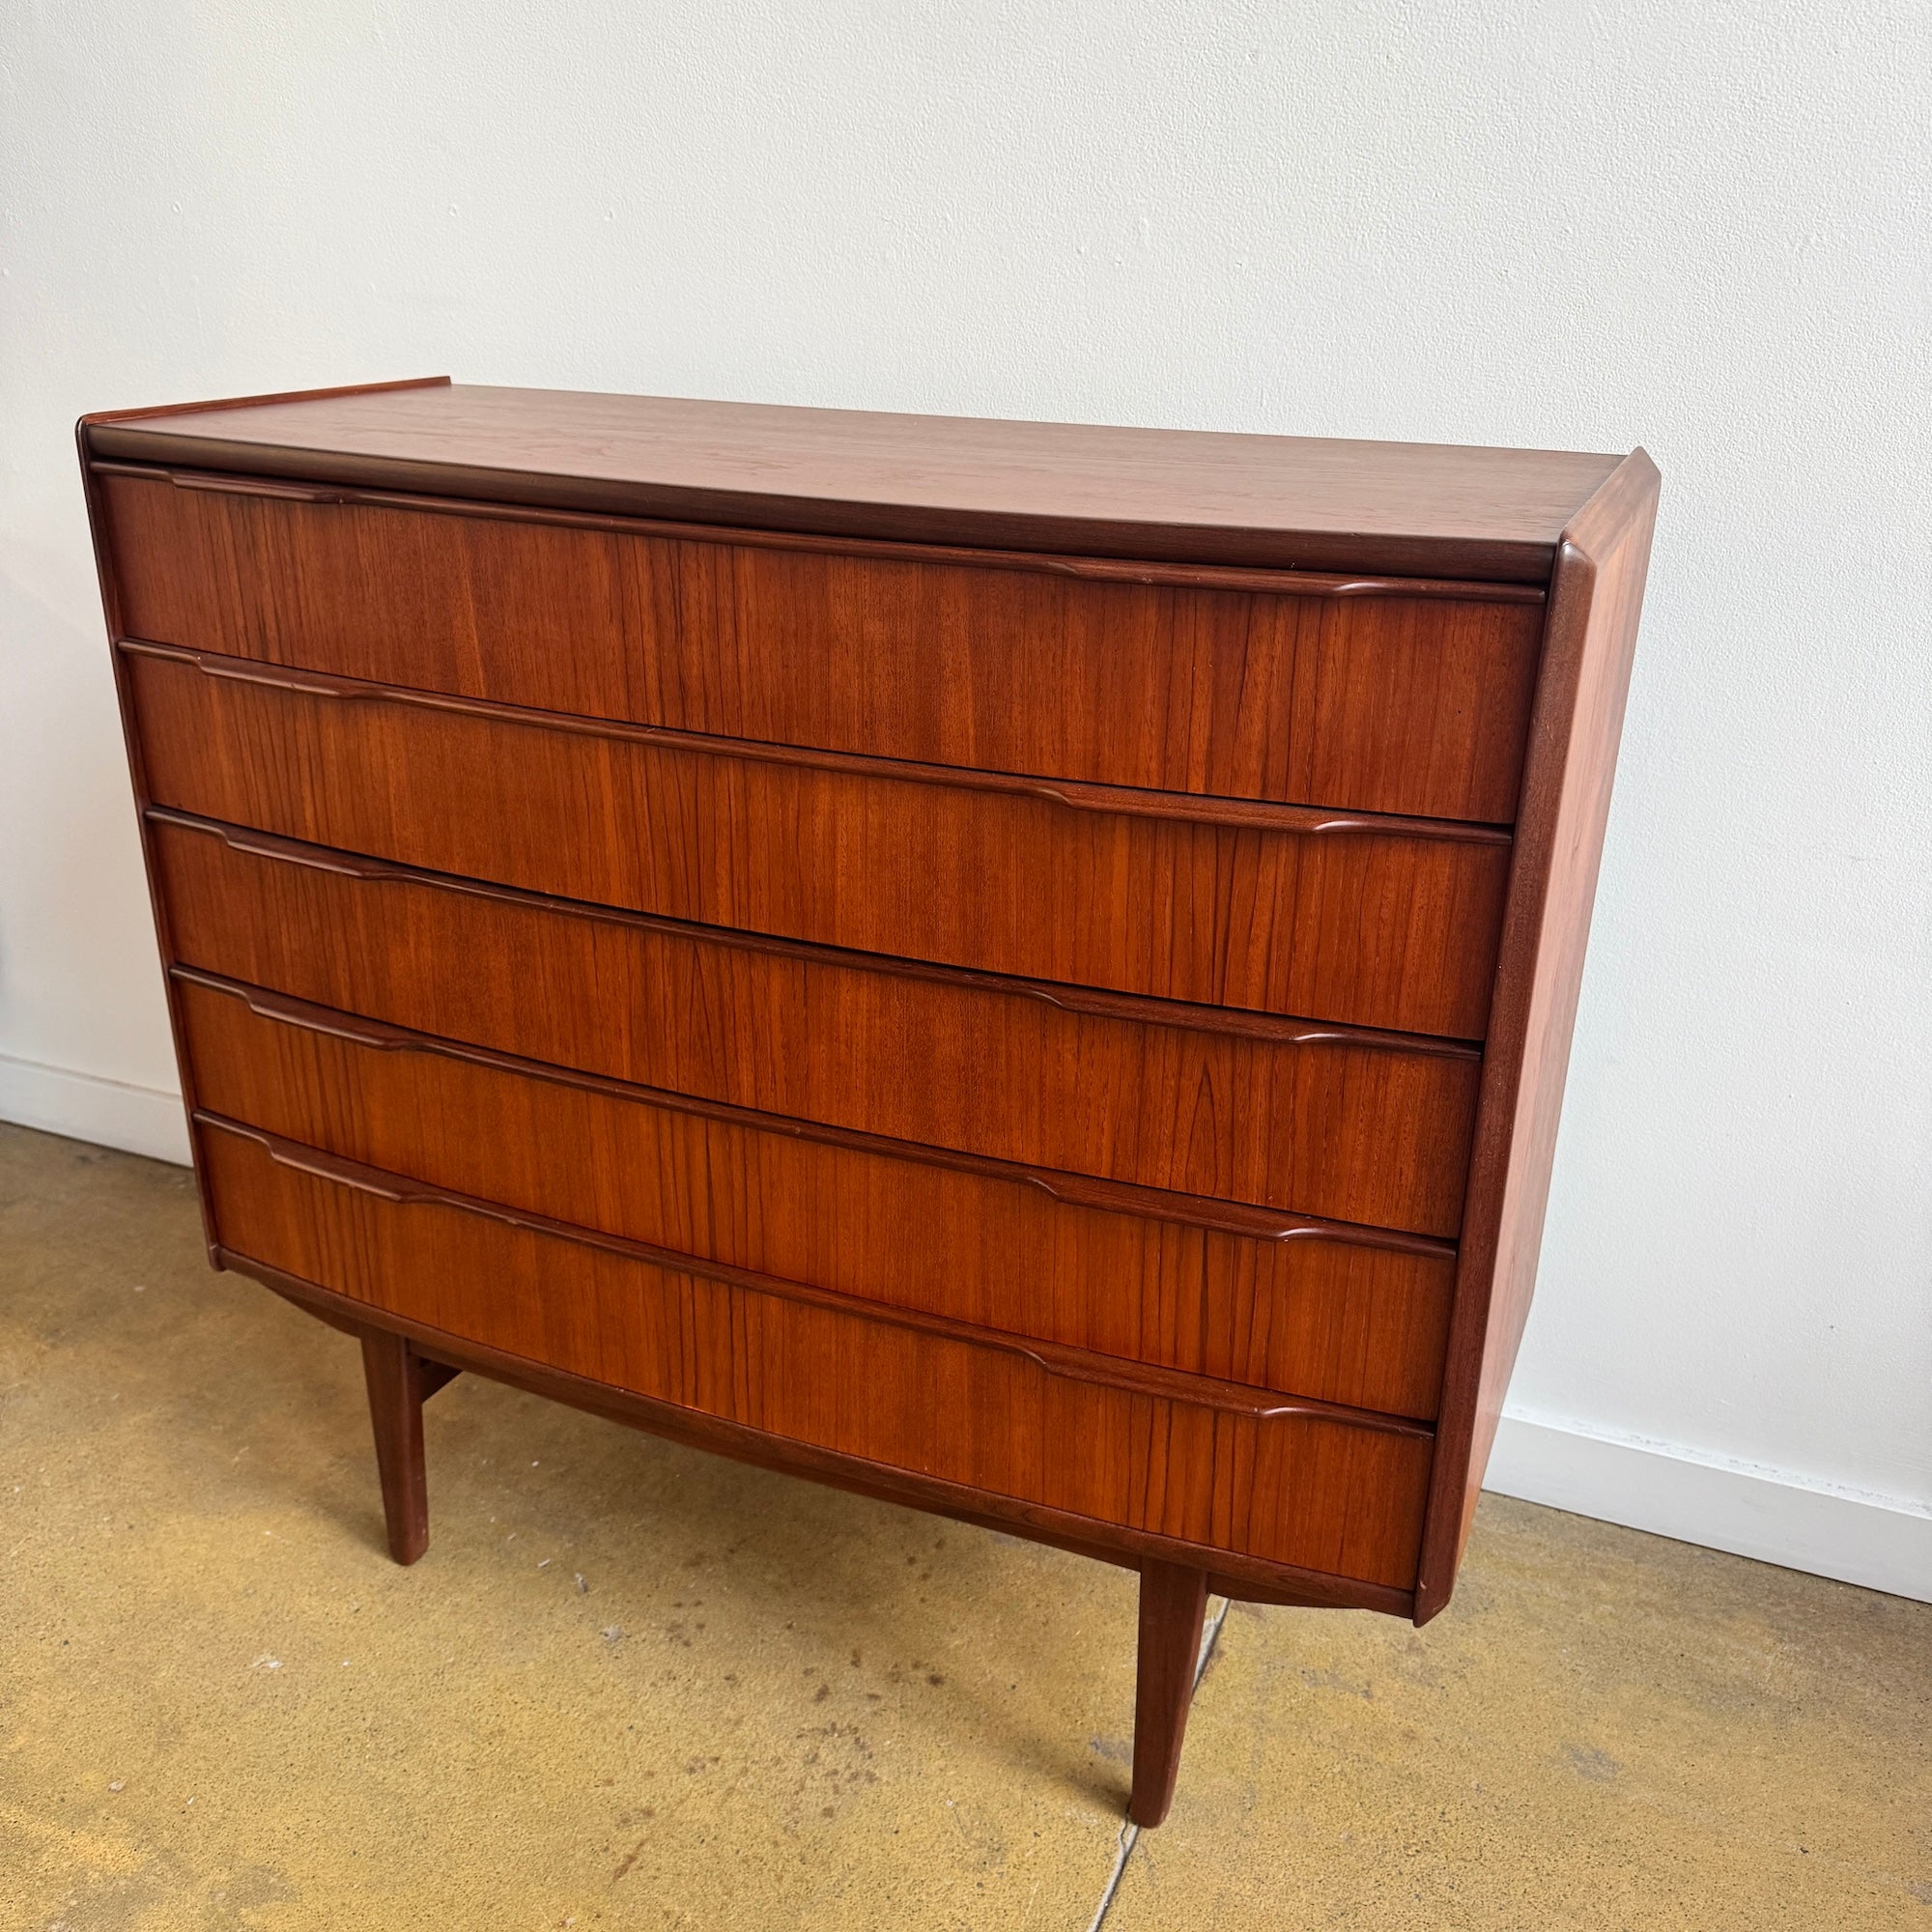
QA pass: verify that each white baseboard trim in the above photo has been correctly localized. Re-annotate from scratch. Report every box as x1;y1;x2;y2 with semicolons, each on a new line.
0;1053;192;1165
1487;1410;1932;1605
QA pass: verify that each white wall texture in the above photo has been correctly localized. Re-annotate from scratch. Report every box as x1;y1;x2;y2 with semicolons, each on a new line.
3;2;1927;1598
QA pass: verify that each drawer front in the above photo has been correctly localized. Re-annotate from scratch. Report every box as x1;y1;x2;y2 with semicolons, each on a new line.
178;973;1456;1418
99;468;1543;821
152;814;1481;1237
128;645;1511;1037
199;1120;1434;1588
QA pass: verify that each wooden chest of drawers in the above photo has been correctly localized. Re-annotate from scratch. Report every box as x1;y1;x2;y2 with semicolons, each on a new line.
80;378;1658;1825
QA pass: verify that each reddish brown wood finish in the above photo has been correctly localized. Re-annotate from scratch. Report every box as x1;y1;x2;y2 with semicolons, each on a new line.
80;380;1657;1821
199;1120;1435;1589
358;1326;431;1564
86;384;1622;581
96;467;1543;821
80;376;451;430
148;812;1482;1236
235;1252;1415;1617
125;643;1510;1036
175;973;1457;1417
221;1117;1429;1442
1414;451;1661;1620
1130;1562;1211;1828
71;380;454;1268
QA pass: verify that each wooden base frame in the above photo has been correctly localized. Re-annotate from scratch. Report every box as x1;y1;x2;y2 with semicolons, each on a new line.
357;1297;1210;1823
355;1327;460;1564
233;1252;1387;1826
231;1251;1409;1616
1130;1560;1211;1827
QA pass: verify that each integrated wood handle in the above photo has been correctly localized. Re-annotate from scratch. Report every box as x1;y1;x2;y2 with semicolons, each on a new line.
150;804;1483;1063
173;965;1458;1262
122;638;1515;846
202;1114;1434;1441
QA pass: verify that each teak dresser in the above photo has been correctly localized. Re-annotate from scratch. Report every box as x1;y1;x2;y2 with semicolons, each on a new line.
79;379;1658;1826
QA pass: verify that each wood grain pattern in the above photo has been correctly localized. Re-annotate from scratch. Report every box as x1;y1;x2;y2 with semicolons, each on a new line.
175;971;1456;1418
215;1118;1435;1433
98;468;1544;822
86;384;1624;581
198;1119;1434;1589
1414;451;1661;1621
150;811;1482;1236
79;382;1658;1787
73;424;232;1265
126;644;1512;1037
1130;1562;1210;1828
358;1326;432;1565
239;1122;1435;1448
79;375;451;429
236;1251;1414;1616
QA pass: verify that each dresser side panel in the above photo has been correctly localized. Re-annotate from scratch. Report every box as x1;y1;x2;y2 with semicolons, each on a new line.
1415;454;1661;1620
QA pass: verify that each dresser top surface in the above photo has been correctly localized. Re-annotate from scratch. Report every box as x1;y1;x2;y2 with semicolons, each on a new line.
87;378;1626;582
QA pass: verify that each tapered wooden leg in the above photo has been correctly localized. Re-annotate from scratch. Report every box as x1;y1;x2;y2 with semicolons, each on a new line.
359;1328;432;1565
1128;1559;1209;1828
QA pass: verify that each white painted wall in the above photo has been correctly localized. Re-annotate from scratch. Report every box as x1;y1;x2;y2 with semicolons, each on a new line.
4;1;1927;1598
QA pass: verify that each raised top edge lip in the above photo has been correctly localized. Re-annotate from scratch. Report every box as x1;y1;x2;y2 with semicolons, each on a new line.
82;381;1631;584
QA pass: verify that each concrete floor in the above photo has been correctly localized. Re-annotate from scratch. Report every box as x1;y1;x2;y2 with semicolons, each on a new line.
3;1122;1926;1930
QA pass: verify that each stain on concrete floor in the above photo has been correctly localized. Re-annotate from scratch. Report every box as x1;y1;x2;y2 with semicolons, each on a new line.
2;1122;1926;1928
